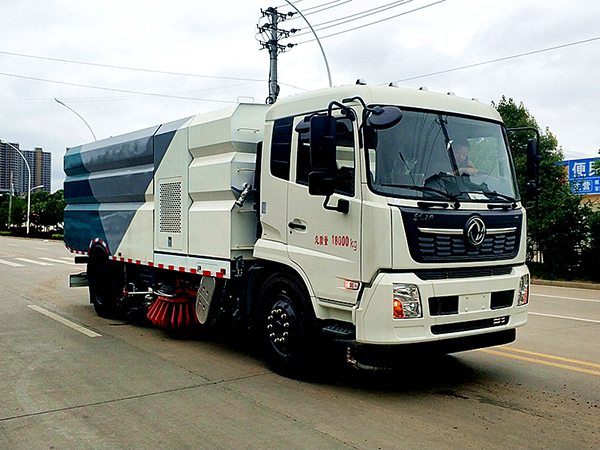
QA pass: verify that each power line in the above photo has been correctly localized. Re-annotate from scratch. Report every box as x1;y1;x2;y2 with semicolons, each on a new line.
0;50;264;83
0;71;238;104
276;0;350;14
294;0;354;17
293;0;412;36
0;49;309;93
0;80;258;105
294;0;445;44
392;35;600;83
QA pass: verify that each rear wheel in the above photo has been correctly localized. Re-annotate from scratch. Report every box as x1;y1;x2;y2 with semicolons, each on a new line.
258;273;317;377
88;250;122;318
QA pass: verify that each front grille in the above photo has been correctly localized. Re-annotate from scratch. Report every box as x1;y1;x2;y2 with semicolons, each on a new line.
431;316;509;335
400;207;523;263
418;233;517;258
416;266;513;280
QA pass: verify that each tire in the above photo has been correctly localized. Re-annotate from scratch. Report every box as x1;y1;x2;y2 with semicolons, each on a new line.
258;273;318;377
88;250;122;319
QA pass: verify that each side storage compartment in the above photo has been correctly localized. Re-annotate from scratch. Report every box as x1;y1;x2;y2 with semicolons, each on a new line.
186;103;269;262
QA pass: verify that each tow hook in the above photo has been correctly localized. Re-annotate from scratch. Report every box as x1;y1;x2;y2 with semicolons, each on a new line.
346;347;391;371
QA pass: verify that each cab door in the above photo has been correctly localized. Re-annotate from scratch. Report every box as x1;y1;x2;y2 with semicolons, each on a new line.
286;115;362;305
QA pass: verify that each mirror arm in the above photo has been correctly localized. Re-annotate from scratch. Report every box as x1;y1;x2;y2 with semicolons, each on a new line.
322;195;350;214
327;100;356;121
507;126;540;156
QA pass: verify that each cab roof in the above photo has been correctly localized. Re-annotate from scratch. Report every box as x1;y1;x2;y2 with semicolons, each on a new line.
265;84;502;123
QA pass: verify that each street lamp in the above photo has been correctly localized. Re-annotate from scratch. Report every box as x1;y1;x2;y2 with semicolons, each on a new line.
54;98;97;142
283;0;332;88
0;140;32;234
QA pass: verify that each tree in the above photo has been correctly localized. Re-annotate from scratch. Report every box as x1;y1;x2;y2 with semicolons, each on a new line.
5;195;26;228
589;149;600;181
493;96;589;276
0;194;9;230
31;189;65;232
0;190;65;234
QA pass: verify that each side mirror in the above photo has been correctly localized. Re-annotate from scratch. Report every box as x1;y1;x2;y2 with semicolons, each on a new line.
526;138;541;201
309;115;337;172
308;171;335;196
342;96;403;131
366;105;403;130
507;127;541;205
526;138;539;182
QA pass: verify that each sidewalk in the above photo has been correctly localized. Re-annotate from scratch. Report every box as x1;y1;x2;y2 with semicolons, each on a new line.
532;277;600;290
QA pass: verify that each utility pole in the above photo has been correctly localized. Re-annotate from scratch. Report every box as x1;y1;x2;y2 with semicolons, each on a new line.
258;7;297;104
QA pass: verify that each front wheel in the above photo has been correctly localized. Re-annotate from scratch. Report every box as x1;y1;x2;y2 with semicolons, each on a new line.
87;251;122;319
258;273;317;377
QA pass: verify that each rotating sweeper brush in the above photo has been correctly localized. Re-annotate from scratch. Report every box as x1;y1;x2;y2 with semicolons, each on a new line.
147;282;199;328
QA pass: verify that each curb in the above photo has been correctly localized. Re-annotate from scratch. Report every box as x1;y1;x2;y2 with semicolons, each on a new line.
532;278;600;290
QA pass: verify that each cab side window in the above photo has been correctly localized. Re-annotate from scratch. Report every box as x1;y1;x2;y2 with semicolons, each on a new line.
296;117;355;196
270;117;293;180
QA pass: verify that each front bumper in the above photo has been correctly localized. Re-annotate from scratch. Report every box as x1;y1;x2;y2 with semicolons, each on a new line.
354;264;529;346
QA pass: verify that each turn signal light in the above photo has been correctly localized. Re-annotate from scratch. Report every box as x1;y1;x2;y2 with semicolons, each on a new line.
393;298;405;319
344;280;361;290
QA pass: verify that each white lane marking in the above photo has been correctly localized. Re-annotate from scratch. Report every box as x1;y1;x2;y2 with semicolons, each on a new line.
28;305;101;338
532;293;600;304
34;247;50;251
39;257;78;265
529;312;600;324
533;284;600;293
14;258;53;266
0;259;25;267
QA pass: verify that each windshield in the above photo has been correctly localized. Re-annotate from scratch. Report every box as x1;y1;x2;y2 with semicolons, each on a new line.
366;108;519;203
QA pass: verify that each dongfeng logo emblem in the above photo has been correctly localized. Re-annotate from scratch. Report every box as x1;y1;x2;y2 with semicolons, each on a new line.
465;216;486;247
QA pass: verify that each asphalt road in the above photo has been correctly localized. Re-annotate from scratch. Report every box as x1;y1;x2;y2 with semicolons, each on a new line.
0;236;598;449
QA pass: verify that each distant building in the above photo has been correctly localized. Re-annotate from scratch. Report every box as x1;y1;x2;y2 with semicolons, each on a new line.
0;142;51;195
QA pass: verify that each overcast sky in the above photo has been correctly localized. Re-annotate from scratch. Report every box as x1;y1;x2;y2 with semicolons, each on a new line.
1;0;599;192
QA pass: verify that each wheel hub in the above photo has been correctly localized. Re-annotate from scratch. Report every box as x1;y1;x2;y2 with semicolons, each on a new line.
267;299;296;355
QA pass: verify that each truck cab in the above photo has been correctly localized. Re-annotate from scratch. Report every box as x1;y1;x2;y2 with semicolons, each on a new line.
255;85;529;363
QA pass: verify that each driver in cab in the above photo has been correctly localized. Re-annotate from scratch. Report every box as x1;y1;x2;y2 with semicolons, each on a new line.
452;138;477;175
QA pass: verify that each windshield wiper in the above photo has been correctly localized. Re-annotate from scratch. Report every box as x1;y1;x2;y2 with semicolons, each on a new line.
382;183;461;209
484;191;516;203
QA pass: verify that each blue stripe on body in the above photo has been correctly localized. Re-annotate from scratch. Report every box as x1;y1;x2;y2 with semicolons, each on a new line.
63;117;192;255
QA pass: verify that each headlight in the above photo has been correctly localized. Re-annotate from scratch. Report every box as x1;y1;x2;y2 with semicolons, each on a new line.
393;284;422;319
517;274;529;306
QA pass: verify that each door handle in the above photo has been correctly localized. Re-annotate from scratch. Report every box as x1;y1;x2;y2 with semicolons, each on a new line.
288;221;307;230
